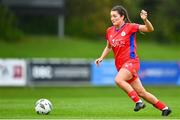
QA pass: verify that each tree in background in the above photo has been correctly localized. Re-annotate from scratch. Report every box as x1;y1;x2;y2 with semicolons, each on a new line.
65;0;180;43
1;0;179;44
153;0;180;43
0;5;23;42
65;0;139;38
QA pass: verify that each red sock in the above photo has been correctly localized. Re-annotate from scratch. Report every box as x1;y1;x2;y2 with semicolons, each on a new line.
154;101;166;110
128;90;140;103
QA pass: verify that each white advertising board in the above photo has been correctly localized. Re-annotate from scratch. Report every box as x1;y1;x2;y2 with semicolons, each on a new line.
0;59;26;86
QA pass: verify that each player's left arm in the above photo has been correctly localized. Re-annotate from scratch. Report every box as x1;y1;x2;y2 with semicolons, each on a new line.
139;10;154;32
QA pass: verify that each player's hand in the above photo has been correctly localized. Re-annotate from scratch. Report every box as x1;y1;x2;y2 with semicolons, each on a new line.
140;10;148;21
95;58;103;67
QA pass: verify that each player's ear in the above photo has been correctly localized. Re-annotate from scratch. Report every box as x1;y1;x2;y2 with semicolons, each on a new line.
120;15;125;20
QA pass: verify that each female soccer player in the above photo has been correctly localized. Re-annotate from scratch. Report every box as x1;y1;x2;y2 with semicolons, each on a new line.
95;5;171;116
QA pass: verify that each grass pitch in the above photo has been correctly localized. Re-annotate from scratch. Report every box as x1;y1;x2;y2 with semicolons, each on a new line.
0;86;180;119
0;36;180;60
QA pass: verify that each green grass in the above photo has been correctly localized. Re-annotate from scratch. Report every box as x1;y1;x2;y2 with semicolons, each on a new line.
0;86;180;119
0;35;179;60
0;36;106;59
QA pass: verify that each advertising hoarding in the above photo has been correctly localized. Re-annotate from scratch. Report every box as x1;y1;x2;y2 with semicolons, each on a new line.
28;59;91;85
0;59;26;86
91;60;180;86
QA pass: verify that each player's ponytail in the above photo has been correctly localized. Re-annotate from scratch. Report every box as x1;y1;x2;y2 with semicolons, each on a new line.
111;5;131;23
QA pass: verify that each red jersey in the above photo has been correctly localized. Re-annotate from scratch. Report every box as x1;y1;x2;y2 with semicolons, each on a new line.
106;23;140;70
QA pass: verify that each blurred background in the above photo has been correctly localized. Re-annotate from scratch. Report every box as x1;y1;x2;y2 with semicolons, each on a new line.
0;0;180;119
0;0;180;86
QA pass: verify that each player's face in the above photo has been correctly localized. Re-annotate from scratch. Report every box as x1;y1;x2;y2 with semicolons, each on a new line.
110;11;124;26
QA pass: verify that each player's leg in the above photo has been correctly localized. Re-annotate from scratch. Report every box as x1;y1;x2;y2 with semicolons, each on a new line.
130;77;158;104
115;68;145;111
115;68;134;93
130;78;172;116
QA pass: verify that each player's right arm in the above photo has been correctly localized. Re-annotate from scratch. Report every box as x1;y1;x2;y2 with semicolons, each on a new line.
95;41;112;66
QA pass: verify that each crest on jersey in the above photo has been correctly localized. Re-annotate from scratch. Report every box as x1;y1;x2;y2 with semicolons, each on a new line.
121;31;126;36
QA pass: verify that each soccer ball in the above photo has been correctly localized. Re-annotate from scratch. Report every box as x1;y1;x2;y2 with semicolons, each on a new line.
35;98;53;115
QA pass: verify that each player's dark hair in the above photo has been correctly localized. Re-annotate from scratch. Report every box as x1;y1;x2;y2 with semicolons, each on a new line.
111;5;131;23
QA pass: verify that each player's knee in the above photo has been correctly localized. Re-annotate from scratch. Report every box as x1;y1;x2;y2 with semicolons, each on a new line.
115;78;124;87
137;90;146;97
